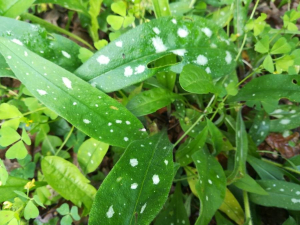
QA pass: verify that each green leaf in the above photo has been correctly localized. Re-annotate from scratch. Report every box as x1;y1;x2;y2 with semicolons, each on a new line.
123;15;135;28
0;103;22;119
0;211;14;225
88;0;103;42
263;54;274;73
249;180;300;210
0;176;46;202
57;203;70;216
247;155;285;180
111;1;126;17
0;159;8;186
207;120;223;155
176;127;208;166
230;75;300;103
0;127;20;147
77;138;109;174
35;0;89;16
107;15;124;30
0;0;35;18
70;206;80;221
89;132;174;225
14;190;29;199
94;39;108;50
42;135;62;156
0;16;82;73
233;174;268;195
192;150;226;225
126;88;179;117
270;37;291;55
21;127;31;145
41;156;96;214
154;184;190;225
75;16;236;93
61;215;73;225
254;35;269;54
219;188;244;225
179;64;217;94
152;0;171;18
6;140;28;160
78;48;93;63
33;195;45;208
0;37;146;148
215;211;234;225
249;111;269;145
227;110;248;184
24;201;39;220
283;216;297;225
275;55;294;73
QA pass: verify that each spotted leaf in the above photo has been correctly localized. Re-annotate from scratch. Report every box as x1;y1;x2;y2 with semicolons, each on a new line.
192;150;226;225
230;75;300;103
75;16;236;93
0;37;146;147
249;180;300;210
89;132;174;225
0;16;82;77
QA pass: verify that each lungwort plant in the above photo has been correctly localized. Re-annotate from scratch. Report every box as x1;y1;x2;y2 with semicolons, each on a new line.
1;0;300;224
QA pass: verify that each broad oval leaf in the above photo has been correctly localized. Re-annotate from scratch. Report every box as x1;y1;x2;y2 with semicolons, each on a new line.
89;132;174;225
0;37;146;147
41;156;96;213
0;0;34;18
126;88;180;117
230;75;300;103
75;16;236;92
192;150;226;225
0;16;82;75
179;64;217;94
77;138;109;174
249;180;300;210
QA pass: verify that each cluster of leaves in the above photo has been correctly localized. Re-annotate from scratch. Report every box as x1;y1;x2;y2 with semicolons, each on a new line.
0;0;300;225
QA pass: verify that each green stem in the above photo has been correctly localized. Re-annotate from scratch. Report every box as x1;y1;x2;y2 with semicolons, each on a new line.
174;95;215;147
22;107;47;117
0;84;18;96
55;126;74;156
235;0;260;61
243;191;253;225
262;158;300;175
21;13;94;50
151;0;171;18
173;175;198;182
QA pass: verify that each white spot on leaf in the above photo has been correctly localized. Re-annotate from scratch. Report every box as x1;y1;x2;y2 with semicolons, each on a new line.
152;175;160;184
153;27;160;35
37;89;47;96
61;50;71;58
140;203;147;213
177;28;188;38
62;77;72;89
83;119;91;124
196;55;208;65
164;160;168;165
115;41;123;47
134;65;146;74
205;67;211;74
124;137;129;142
171;49;187;56
12;39;23;46
225;51;232;64
280;119;291;125
106;205;114;218
201;27;212;37
291;198;300;203
124;66;133;77
97;55;110;65
172;19;177;24
130;159;138;167
151;36;167;53
24;51;28;57
131;183;138;189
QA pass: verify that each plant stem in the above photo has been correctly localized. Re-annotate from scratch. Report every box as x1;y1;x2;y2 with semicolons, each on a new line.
173;95;215;147
173;175;198;182
0;84;18;96
22;107;47;116
151;0;171;18
243;191;253;225
55;126;74;156
21;13;94;50
235;0;260;61
262;158;300;175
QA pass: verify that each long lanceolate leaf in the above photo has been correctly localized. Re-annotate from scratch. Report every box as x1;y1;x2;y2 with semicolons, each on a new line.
75;16;236;93
192;150;226;225
0;38;146;148
89;132;174;225
227;110;248;184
